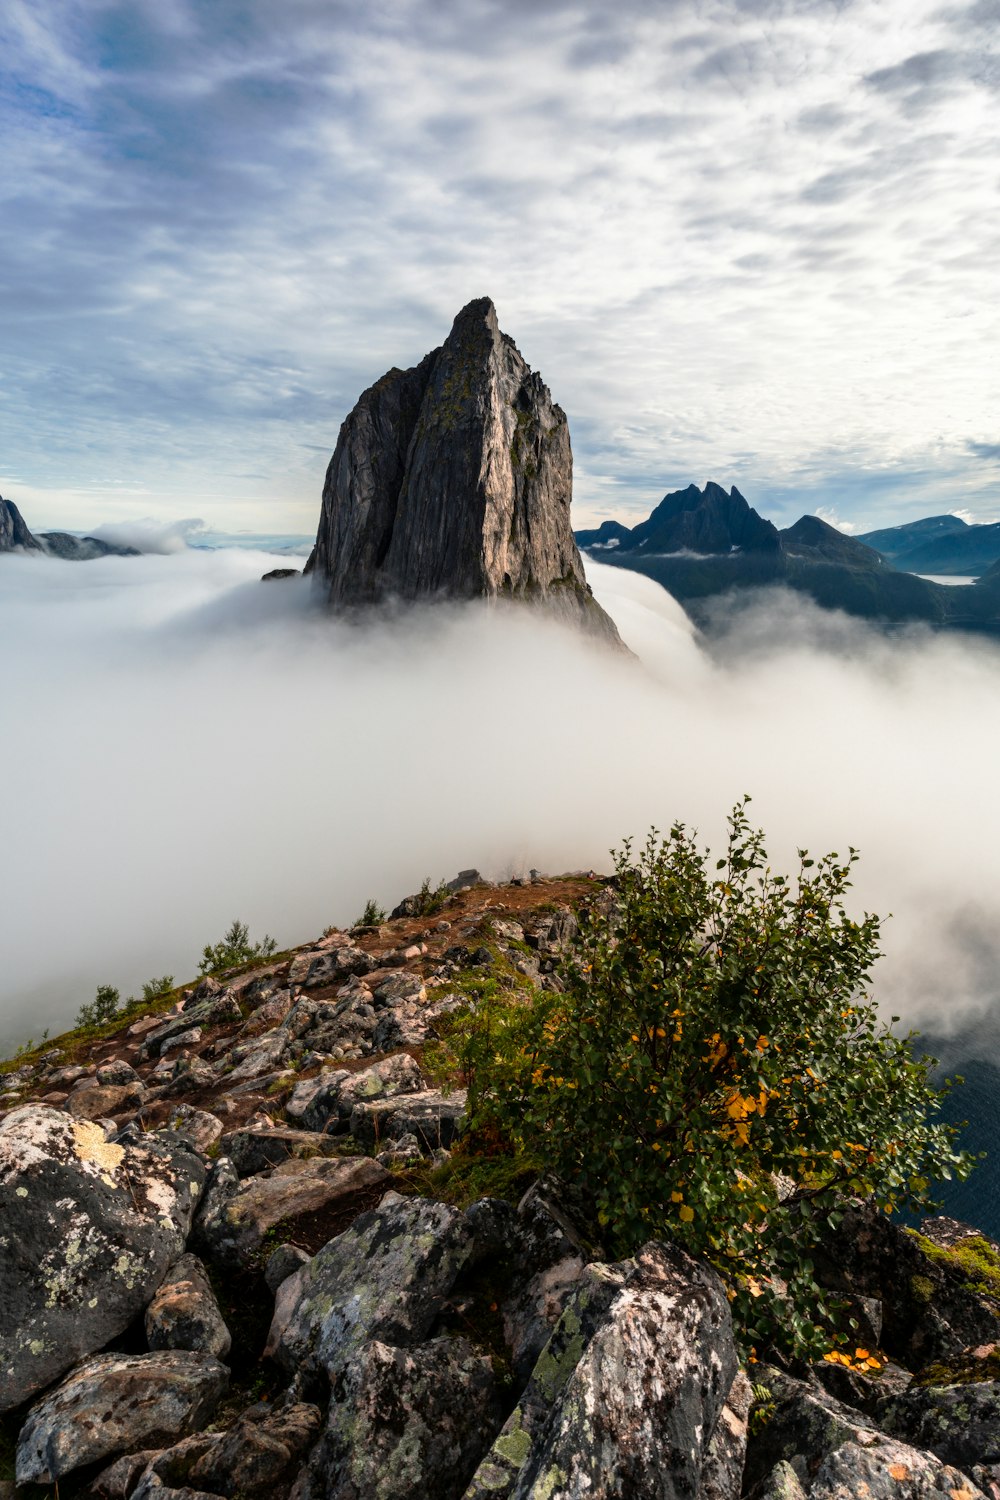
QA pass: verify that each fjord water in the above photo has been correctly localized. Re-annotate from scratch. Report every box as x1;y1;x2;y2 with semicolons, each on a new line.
2;543;999;1233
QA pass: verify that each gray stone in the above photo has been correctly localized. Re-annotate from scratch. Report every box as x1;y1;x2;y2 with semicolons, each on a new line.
264;1244;311;1295
221;1126;349;1177
67;1082;145;1120
266;1191;475;1379
744;1366;989;1499
301;1337;501;1500
166;1108;225;1156
882;1379;1000;1469
145;1254;231;1360
193;1155;388;1268
349;1088;466;1151
0;1106;205;1414
129;1402;322;1500
308;298;624;648
702;1370;754;1500
15;1351;229;1483
467;1241;738;1500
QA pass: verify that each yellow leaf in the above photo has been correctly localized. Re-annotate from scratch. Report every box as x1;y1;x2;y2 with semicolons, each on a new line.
679;1204;694;1223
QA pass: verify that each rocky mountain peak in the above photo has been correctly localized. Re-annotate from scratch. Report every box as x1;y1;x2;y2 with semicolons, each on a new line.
0;495;42;552
308;299;624;646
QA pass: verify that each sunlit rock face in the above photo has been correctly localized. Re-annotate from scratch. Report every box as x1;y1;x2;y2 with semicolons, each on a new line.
308;297;625;646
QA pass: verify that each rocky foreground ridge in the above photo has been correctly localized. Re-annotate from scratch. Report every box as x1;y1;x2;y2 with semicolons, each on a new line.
305;298;624;647
2;875;1000;1500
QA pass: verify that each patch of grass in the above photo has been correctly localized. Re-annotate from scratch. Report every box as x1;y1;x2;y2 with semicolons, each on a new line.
395;1137;540;1210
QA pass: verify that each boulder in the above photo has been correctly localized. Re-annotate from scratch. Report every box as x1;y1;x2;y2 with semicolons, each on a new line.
220;1126;350;1178
744;1367;988;1499
145;1254;231;1359
882;1379;1000;1470
166;1107;225;1156
15;1351;229;1483
264;1244;311;1295
300;1337;501;1500
266;1191;476;1378
349;1089;466;1151
129;1402;322;1500
0;1106;205;1413
494;1180;590;1383
816;1206;1000;1367
467;1241;738;1499
193;1155;388;1267
702;1370;754;1500
67;1082;144;1120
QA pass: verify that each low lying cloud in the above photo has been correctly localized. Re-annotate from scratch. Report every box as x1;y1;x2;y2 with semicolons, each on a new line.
2;549;999;1054
87;517;207;554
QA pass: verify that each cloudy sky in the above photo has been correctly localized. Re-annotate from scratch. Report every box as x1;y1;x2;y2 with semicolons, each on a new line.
2;0;998;535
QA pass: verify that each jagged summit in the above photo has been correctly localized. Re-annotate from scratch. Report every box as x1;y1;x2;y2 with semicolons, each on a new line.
308;298;624;646
0;495;42;552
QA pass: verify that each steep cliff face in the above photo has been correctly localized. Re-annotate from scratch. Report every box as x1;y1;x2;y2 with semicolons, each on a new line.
309;298;624;645
0;496;42;552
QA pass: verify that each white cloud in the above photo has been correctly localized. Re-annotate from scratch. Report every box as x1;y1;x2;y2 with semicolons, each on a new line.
2;550;999;1056
0;1;998;534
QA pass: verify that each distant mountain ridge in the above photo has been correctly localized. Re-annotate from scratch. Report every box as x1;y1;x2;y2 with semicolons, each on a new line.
577;484;1000;634
858;513;1000;577
0;495;140;560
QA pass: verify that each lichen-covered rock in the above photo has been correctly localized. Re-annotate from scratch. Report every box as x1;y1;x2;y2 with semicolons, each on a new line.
300;1337;501;1500
349;1088;466;1151
0;1105;206;1413
495;1180;589;1384
805;1436;985;1498
744;1367;988;1499
15;1351;229;1483
287;1054;424;1134
702;1370;754;1500
129;1401;322;1500
308;298;624;647
145;1254;231;1360
266;1191;475;1379
192;1155;388;1268
881;1379;1000;1470
753;1460;809;1500
815;1206;1000;1367
467;1240;737;1500
166;1107;225;1156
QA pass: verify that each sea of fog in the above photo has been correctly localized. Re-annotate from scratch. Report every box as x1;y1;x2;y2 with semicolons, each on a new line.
2;541;998;1230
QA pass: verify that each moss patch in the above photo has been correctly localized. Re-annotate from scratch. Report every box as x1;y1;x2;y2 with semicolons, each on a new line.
909;1231;1000;1302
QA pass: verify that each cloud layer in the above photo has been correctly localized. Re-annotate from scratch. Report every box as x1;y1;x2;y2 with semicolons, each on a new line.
1;0;998;535
2;549;998;1054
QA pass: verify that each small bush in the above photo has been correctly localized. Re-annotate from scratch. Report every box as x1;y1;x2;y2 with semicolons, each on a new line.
354;899;387;927
468;800;973;1361
198;919;277;976
414;877;449;917
142;974;174;1002
76;983;121;1028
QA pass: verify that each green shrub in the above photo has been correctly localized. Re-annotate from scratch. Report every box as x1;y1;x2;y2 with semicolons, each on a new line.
75;983;121;1028
354;899;387;927
468;800;973;1361
141;974;174;1002
413;877;450;917
198;919;277;976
